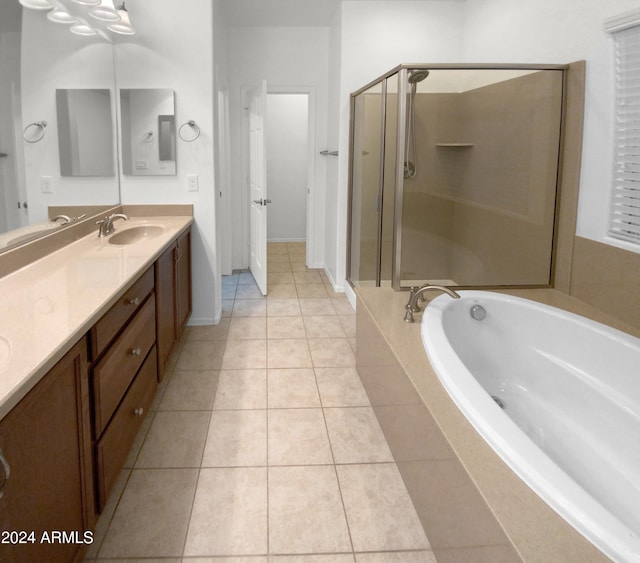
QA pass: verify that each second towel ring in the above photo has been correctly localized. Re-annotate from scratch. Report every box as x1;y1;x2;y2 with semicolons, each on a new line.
179;120;200;142
23;121;47;144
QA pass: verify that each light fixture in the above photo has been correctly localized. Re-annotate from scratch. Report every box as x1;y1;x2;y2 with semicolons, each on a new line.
89;0;120;22
18;0;53;10
47;8;78;24
69;0;101;5
70;22;98;35
107;3;135;35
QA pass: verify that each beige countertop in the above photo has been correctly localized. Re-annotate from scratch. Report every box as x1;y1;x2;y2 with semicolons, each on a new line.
0;214;193;421
355;286;629;563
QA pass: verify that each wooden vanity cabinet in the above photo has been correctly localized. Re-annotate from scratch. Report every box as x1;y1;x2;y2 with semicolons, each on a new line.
0;341;93;563
156;228;192;379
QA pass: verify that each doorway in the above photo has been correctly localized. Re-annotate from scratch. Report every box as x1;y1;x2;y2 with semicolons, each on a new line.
266;92;309;244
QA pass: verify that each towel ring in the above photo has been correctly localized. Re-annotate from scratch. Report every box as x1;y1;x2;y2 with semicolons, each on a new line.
23;121;47;144
179;120;200;142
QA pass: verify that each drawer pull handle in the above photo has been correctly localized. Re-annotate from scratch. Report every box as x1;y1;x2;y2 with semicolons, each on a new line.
130;347;142;356
0;447;10;498
128;297;141;306
134;407;144;416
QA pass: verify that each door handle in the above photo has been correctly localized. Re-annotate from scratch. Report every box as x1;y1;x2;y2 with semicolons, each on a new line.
252;199;272;206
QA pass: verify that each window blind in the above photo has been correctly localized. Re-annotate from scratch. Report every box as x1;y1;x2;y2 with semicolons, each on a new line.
609;25;640;244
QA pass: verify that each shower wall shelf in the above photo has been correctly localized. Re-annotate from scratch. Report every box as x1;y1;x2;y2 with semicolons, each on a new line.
435;143;474;147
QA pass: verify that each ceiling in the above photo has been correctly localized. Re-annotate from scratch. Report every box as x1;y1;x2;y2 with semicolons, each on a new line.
221;0;343;27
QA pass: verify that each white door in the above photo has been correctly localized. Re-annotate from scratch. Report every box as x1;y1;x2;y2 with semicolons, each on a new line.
248;80;268;295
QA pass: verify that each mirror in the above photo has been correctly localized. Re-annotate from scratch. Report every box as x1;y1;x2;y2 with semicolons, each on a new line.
0;4;120;252
56;89;115;177
120;89;176;176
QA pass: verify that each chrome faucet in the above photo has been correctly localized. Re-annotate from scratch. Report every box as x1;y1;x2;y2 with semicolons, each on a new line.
96;213;128;237
403;284;461;322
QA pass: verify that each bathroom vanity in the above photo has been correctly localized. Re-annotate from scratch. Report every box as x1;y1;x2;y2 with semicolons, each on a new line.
0;207;192;563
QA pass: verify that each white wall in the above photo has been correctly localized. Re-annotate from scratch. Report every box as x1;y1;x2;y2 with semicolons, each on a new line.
328;0;465;290
266;93;309;242
228;26;329;270
116;0;219;324
463;0;640;255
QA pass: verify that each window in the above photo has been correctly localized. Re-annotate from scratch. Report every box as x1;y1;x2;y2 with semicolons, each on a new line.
608;12;640;244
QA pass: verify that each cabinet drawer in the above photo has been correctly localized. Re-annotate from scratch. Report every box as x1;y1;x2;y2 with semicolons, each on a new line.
91;267;154;360
92;296;156;436
95;347;157;512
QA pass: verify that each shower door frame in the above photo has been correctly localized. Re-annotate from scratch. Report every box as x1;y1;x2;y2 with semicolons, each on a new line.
347;62;574;292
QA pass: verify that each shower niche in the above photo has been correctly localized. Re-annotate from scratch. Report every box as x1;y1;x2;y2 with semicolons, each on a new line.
347;64;567;290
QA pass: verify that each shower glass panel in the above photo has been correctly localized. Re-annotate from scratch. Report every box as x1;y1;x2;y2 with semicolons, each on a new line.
348;81;384;286
348;65;565;290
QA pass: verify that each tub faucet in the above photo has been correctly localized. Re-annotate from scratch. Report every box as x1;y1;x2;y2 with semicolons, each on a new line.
403;284;461;323
96;213;128;237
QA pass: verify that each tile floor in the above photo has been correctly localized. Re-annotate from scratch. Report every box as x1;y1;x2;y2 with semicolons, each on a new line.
85;241;436;562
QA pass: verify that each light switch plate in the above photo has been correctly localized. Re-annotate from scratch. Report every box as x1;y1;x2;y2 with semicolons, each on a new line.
41;176;53;194
187;174;199;192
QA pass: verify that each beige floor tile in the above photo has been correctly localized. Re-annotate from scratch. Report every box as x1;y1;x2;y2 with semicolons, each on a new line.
290;259;310;272
202;410;267;467
267;298;301;317
214;369;267;410
286;241;306;251
268;368;321;408
332;296;355;315
293;270;324;284
268;272;295;285
222;339;267;369
186;558;268;563
236;283;264;299
267;338;312;369
355;552;436;563
222;299;234;318
184;467;267;556
267;316;306;339
337;463;430;552
271;556;354;563
339;314;356;337
135;411;210;468
308;338;355;367
188;318;231;341
295;283;329;298
238;271;258;284
232;299;267;317
315;367;370;407
222;285;237;299
176;340;225;371
228;316;267;340
159;370;219;411
324;407;393;463
268;242;289;254
268;408;333;465
98;468;198;558
299;298;336;316
303;315;346;338
268;466;351;554
267;284;298;299
267;261;293;273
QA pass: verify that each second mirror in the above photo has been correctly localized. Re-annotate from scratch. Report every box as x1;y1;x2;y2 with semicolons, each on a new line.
120;89;176;176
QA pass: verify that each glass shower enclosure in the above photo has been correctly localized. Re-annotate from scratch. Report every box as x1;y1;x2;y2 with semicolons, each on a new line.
347;64;567;290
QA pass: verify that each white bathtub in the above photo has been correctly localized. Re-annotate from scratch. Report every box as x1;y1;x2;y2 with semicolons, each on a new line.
421;291;640;563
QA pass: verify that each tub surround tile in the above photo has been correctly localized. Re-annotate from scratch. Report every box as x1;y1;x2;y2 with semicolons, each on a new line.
268;465;352;554
184;467;268;556
98;468;198;558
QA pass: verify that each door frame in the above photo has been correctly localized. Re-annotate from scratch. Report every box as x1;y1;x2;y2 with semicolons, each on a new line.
241;85;317;270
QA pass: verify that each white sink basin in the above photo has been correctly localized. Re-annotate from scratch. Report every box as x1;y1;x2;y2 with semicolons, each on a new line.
108;225;164;245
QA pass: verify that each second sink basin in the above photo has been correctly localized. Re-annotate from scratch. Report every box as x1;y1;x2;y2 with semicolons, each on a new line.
108;225;164;245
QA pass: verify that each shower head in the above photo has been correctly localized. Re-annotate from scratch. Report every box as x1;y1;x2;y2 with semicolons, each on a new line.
408;69;430;84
